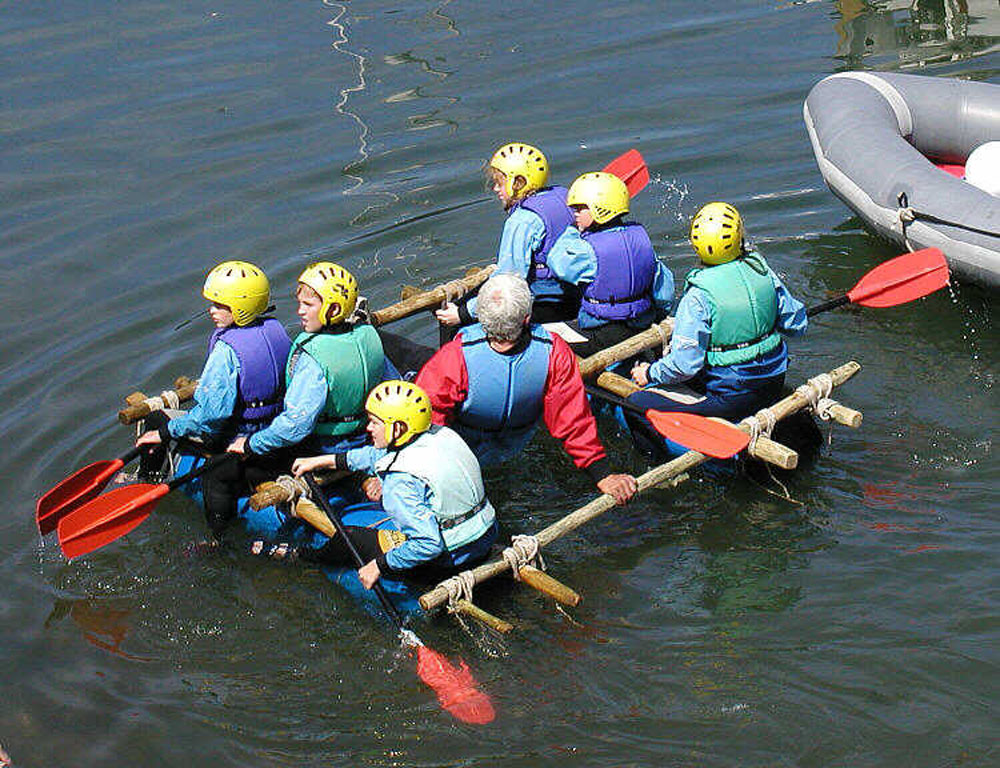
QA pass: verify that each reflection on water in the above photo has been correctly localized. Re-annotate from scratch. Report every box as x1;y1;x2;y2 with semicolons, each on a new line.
834;0;1000;68
45;598;150;662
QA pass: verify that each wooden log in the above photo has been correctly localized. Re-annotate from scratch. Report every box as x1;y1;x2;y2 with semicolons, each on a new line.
369;265;496;326
517;565;581;607
248;469;351;510
118;376;198;424
124;391;147;407
451;599;514;634
293;497;337;538
577;318;674;378
596;370;798;470
827;402;863;429
419;361;860;612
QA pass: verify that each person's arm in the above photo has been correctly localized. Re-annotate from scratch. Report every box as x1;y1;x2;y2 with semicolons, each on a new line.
466;208;545;317
645;290;711;385
377;473;446;573
651;259;676;318
544;226;597;286
772;270;808;337
245;352;326;454
167;342;240;441
415;336;468;426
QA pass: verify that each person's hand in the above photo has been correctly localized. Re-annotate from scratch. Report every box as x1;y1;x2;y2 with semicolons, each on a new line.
227;436;248;455
136;430;161;447
358;559;381;590
362;475;383;502
631;361;651;387
597;473;639;505
292;455;334;477
435;302;461;326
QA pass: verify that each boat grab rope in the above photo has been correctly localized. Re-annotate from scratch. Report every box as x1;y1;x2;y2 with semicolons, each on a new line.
897;192;1000;246
501;534;546;578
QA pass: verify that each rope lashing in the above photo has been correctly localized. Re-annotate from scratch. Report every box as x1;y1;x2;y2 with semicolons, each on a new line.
441;278;468;304
740;407;777;453
275;474;308;503
500;534;545;580
651;321;670;358
141;389;181;414
442;570;477;612
795;372;837;421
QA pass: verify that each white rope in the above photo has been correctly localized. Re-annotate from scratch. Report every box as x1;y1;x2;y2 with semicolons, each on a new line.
796;372;834;420
274;474;307;503
897;204;916;251
651;321;670;358
501;534;545;579
442;570;477;611
160;389;181;410
814;397;838;422
739;407;776;453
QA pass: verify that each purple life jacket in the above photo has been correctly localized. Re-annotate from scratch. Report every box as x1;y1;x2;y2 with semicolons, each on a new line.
580;224;656;322
517;186;574;285
208;317;292;428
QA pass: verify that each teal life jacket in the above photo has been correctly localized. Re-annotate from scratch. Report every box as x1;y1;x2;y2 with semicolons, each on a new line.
685;251;781;367
287;324;384;437
376;425;496;551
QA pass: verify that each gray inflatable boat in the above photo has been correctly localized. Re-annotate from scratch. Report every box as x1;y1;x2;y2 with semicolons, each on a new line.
803;72;1000;288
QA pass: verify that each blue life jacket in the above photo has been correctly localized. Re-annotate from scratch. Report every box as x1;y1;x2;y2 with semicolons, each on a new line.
208;317;292;428
457;324;552;441
517;186;577;302
580;223;656;322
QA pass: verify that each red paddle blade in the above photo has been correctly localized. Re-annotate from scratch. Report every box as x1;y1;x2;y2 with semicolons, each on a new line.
603;149;650;197
847;248;949;308
415;645;496;724
56;483;167;560
36;459;124;536
645;410;750;459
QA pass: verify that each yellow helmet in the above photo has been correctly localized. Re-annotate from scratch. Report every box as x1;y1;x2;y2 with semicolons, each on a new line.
489;143;549;200
365;380;432;448
567;171;630;225
202;261;271;326
690;202;744;265
297;261;358;326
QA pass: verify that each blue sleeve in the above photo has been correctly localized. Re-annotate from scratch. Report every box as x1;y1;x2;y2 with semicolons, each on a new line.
246;352;327;454
468;207;546;317
651;260;675;317
544;225;597;285
647;289;711;385
344;444;385;474
772;270;808;337
167;342;239;440
381;473;446;570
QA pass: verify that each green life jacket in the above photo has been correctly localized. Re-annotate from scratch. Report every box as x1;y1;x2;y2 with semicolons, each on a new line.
375;425;496;551
287;324;384;437
685;251;781;366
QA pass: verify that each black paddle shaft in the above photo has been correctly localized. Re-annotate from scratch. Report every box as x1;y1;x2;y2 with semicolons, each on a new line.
585;383;648;416
806;294;850;317
165;452;236;492
302;473;407;630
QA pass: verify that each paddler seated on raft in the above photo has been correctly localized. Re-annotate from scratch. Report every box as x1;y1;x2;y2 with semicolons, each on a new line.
417;272;638;505
226;261;385;467
542;171;674;357
629;202;807;422
285;381;499;589
136;260;293;539
436;142;581;330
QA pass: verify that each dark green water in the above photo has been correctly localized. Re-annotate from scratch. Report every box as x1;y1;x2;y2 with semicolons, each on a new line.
2;2;997;766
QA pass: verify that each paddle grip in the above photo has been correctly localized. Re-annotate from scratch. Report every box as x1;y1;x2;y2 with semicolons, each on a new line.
302;473;407;630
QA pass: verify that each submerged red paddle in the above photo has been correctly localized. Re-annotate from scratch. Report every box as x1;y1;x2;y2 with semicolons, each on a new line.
807;247;949;317
302;474;495;724
37;446;142;535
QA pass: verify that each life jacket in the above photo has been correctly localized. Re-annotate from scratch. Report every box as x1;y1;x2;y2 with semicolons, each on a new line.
516;186;577;302
287;324;384;437
685;251;781;367
375;425;496;551
580;223;656;322
456;323;552;440
208;318;292;429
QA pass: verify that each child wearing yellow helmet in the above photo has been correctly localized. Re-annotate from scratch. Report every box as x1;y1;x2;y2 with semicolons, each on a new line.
225;261;386;466
629;203;807;425
287;380;498;589
436;142;581;329
136;260;292;538
542;171;675;357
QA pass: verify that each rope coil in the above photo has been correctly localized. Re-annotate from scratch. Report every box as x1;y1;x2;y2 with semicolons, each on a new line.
442;570;477;612
500;534;545;579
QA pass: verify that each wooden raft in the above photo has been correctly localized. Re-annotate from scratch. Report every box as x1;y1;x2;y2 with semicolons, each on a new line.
419;361;864;620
